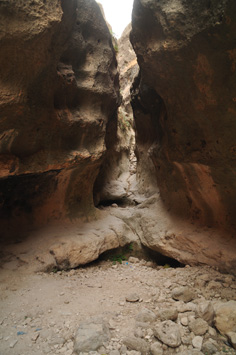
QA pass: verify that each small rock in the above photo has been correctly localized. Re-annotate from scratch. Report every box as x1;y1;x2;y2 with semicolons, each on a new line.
189;318;208;335
129;257;140;264
192;336;203;350
150;342;163;355
172;287;195;303
158;307;178;321
202;340;218;354
208;327;217;338
180;317;188;326
178;302;196;313
207;281;222;290
31;333;39;342
120;344;127;354
74;320;110;353
181;335;192;345
9;339;18;348
136;308;156;323
177;351;204;355
196;301;214;325
123;336;149;355
126;293;140;302
214;300;236;334
111;203;118;207
226;332;236;350
153;320;181;348
110;350;120;355
134;328;145;338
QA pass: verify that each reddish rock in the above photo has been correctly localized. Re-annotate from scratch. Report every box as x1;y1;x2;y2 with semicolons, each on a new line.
0;0;120;238
130;0;236;271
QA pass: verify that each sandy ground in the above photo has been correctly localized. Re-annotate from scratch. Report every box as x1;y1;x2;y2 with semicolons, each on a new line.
1;257;236;355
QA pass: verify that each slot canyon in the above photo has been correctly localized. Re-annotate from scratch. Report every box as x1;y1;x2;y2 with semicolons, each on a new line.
0;0;236;354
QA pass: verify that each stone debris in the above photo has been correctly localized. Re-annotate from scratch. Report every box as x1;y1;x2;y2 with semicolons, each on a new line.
123;335;149;354
214;300;236;335
135;308;157;323
126;293;140;303
1;260;236;355
188;318;209;336
153;320;181;348
171;287;195;303
227;332;236;350
196;301;215;325
158;307;178;321
192;336;203;350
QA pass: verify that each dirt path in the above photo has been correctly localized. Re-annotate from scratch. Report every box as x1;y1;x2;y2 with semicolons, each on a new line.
1;258;236;355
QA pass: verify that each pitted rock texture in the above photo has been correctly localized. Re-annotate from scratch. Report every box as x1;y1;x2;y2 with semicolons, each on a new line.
130;0;236;269
0;0;120;238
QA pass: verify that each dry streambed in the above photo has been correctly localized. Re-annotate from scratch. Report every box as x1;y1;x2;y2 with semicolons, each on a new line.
0;258;236;355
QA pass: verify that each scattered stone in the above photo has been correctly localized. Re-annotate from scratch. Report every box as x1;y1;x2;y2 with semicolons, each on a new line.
192;336;203;350
74;320;110;353
226;332;236;350
120;344;127;354
202;340;218;354
110;350;120;355
172;287;195;303
208;327;217;338
9;339;18;348
126;293;140;303
123;336;149;355
181;334;192;345
214;300;236;334
207;281;222;290
196;301;215;325
129;257;140;264
134;328;145;338
178;302;196;313
150;341;163;355
158;307;178;321
188;318;208;335
136;308;156;323
48;336;65;345
180;317;188;326
177;351;204;355
153;320;181;348
31;333;39;342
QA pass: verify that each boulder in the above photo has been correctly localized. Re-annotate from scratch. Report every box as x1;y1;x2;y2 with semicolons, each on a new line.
130;0;236;271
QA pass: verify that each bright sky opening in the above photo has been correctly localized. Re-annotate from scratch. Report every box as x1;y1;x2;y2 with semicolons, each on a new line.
96;0;134;38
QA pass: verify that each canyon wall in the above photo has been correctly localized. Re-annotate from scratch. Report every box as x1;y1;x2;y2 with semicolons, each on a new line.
130;0;236;270
0;0;120;239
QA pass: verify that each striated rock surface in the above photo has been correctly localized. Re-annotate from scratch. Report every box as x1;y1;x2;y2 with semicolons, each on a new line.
130;0;236;270
93;24;137;207
0;0;120;238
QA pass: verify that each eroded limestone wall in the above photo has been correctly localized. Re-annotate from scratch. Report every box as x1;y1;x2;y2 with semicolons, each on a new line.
131;0;236;231
0;0;120;239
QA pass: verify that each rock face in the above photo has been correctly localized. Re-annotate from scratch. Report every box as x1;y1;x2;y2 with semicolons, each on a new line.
93;24;136;207
130;0;236;269
0;0;120;238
